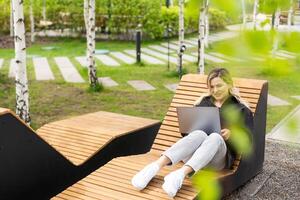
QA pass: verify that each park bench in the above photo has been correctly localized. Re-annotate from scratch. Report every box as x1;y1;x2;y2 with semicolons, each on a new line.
0;109;160;199
52;74;268;199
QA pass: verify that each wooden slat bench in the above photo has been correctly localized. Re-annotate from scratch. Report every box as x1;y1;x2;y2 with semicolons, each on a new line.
53;74;268;199
0;109;160;199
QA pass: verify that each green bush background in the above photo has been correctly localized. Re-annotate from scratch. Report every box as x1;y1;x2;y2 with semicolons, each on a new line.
0;0;231;39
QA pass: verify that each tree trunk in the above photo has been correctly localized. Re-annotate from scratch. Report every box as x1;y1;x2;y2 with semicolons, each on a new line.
198;5;206;74
272;8;281;53
30;0;35;43
288;0;294;28
242;0;247;28
42;0;46;21
253;0;258;30
10;0;14;37
12;0;30;124
85;0;99;88
177;0;184;76
204;0;209;47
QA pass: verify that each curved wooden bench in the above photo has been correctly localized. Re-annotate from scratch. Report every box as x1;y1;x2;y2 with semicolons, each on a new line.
0;109;160;199
54;74;268;199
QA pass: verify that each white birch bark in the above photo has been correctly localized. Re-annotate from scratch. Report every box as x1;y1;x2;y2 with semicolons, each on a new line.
177;0;184;74
42;0;46;21
30;0;35;43
12;0;30;124
84;0;99;87
204;0;209;47
288;0;294;29
198;5;206;74
272;8;281;53
253;0;259;30
10;0;14;37
242;0;247;28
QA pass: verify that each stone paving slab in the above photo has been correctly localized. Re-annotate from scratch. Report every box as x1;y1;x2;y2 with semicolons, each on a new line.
209;52;244;62
9;59;17;78
98;77;119;87
274;51;295;59
160;43;178;51
142;48;179;64
95;55;120;67
124;50;165;65
33;57;55;80
127;80;156;91
148;45;175;53
164;83;178;92
279;50;297;56
268;94;291;106
170;41;195;48
267;105;300;144
185;39;198;46
54;57;85;83
0;59;3;69
75;56;88;67
181;54;197;62
110;52;135;64
291;96;300;100
191;52;226;63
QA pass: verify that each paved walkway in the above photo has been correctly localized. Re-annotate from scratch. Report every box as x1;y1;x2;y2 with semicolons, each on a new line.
33;57;55;80
54;57;85;83
98;77;119;87
9;59;17;78
268;94;291;106
268;105;300;144
0;59;3;69
95;55;120;67
127;80;156;91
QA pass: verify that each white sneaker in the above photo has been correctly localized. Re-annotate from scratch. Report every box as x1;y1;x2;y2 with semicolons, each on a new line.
131;162;160;190
162;170;185;198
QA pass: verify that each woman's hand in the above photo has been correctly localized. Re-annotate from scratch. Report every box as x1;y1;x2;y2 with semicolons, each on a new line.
221;129;231;141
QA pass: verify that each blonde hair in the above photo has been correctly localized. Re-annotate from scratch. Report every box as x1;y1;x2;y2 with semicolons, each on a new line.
193;68;250;108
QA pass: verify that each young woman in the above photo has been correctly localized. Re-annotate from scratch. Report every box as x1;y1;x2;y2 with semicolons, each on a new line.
131;68;254;197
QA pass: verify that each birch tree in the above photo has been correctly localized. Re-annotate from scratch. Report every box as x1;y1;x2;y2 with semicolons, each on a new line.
198;0;208;74
242;0;247;28
29;0;35;42
272;8;281;53
10;0;14;37
177;0;185;76
42;0;46;21
84;0;99;88
288;0;294;29
12;0;30;124
253;0;259;30
204;0;209;47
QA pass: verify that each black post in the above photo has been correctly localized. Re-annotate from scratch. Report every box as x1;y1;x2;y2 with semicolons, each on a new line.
167;28;172;70
136;24;142;63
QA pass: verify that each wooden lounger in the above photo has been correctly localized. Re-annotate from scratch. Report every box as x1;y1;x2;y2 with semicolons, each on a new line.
0;109;160;199
53;74;268;199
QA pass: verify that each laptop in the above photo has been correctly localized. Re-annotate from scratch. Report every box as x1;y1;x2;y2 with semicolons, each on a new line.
176;107;221;136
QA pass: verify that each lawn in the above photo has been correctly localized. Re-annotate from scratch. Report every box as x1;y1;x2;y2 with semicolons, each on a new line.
0;35;299;133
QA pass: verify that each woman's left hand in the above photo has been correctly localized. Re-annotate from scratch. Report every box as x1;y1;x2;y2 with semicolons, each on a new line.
221;129;231;141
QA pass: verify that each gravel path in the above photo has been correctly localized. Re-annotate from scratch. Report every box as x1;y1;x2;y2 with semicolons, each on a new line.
225;140;300;200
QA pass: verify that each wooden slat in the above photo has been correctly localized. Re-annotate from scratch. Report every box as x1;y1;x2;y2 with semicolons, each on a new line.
37;111;159;166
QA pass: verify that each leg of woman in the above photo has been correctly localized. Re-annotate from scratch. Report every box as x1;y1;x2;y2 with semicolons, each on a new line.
162;133;227;197
132;130;208;190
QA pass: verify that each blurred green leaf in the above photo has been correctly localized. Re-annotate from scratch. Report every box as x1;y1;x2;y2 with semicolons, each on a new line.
222;105;252;156
192;170;221;200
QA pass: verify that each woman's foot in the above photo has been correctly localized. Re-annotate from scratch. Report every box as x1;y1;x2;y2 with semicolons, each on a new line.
162;169;185;198
131;162;160;190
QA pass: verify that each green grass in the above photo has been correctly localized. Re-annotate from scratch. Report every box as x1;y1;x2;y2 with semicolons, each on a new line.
1;35;300;133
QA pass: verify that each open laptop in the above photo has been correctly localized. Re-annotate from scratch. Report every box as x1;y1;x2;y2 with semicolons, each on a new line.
176;107;221;136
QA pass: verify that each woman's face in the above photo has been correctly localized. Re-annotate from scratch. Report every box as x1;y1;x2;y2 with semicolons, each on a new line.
209;77;231;102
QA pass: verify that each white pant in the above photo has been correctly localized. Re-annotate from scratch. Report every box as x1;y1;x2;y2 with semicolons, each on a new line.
162;130;227;172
